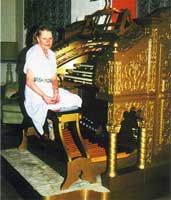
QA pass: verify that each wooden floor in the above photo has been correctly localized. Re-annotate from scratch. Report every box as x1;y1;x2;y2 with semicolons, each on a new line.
1;124;171;200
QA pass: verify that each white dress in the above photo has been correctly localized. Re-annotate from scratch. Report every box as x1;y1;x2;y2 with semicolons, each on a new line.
24;44;82;135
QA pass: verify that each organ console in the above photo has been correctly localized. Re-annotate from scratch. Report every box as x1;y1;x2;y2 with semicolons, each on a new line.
52;6;171;189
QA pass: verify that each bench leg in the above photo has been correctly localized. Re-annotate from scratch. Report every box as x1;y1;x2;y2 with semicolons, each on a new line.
61;157;96;190
18;127;38;150
18;129;28;150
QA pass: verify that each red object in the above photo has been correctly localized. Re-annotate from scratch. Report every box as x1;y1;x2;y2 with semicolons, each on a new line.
112;0;137;22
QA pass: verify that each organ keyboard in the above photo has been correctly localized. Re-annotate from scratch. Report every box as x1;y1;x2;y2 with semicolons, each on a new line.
64;64;94;85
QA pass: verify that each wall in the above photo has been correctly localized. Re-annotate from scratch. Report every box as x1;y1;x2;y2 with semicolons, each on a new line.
1;0;24;85
1;0;16;42
16;0;24;50
71;0;104;23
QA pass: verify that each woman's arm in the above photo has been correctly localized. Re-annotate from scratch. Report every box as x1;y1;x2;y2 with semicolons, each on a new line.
26;69;54;104
51;74;60;103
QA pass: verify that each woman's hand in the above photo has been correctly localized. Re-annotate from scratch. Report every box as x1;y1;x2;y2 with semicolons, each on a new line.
52;90;60;103
42;94;56;104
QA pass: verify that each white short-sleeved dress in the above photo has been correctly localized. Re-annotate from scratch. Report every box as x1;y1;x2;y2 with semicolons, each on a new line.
24;44;82;135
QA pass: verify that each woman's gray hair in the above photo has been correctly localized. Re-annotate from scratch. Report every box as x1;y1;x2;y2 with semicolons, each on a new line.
33;24;54;44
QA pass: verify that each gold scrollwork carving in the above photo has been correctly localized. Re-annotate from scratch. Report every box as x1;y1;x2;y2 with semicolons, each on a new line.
159;42;171;94
114;37;158;95
114;49;148;95
144;100;155;164
107;102;114;126
95;58;109;94
108;61;115;95
155;98;171;155
147;29;158;93
159;99;171;147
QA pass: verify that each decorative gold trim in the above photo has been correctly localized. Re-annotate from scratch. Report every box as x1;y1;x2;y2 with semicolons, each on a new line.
106;124;119;177
139;122;146;169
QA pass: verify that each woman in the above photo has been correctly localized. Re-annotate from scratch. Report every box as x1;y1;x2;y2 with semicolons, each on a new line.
24;25;82;135
17;25;38;119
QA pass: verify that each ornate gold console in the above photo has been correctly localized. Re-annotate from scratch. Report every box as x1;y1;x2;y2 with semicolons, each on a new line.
114;8;170;163
98;8;171;192
56;7;170;195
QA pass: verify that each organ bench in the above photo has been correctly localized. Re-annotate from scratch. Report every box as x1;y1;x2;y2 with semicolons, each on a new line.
18;108;97;190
